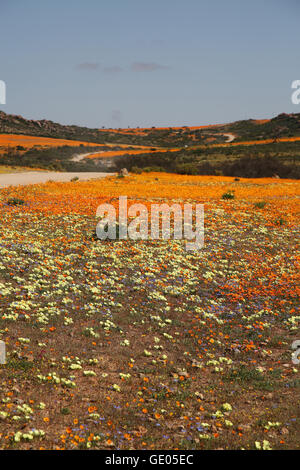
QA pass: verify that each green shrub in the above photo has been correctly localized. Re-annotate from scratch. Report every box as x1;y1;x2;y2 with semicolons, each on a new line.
254;201;267;209
6;198;25;206
143;166;164;172
131;166;143;174
221;191;235;200
274;217;287;226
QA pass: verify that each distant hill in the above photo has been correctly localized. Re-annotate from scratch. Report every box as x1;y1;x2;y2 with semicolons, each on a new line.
1;111;300;177
1;111;300;147
227;113;300;142
0;111;106;144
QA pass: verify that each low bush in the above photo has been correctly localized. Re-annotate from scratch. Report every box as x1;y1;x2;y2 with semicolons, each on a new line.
6;198;25;206
222;191;235;200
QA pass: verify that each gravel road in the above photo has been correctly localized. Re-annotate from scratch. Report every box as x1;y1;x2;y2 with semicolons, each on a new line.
0;171;114;188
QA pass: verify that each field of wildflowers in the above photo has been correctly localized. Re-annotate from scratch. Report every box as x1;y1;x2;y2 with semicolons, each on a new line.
0;134;105;152
0;173;299;450
0;134;156;155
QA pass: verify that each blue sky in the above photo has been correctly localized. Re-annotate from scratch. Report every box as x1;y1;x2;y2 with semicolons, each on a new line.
0;0;299;127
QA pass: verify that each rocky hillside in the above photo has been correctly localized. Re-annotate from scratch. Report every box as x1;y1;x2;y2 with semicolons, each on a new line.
0;111;106;143
1;111;300;147
228;113;300;142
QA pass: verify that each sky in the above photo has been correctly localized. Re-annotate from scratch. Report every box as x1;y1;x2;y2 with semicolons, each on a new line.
0;0;299;128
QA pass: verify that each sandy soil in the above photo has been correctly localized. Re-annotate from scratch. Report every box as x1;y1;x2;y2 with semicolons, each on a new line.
0;171;114;188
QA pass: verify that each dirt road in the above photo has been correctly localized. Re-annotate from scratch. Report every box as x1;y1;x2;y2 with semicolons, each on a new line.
223;133;235;143
0;171;114;188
